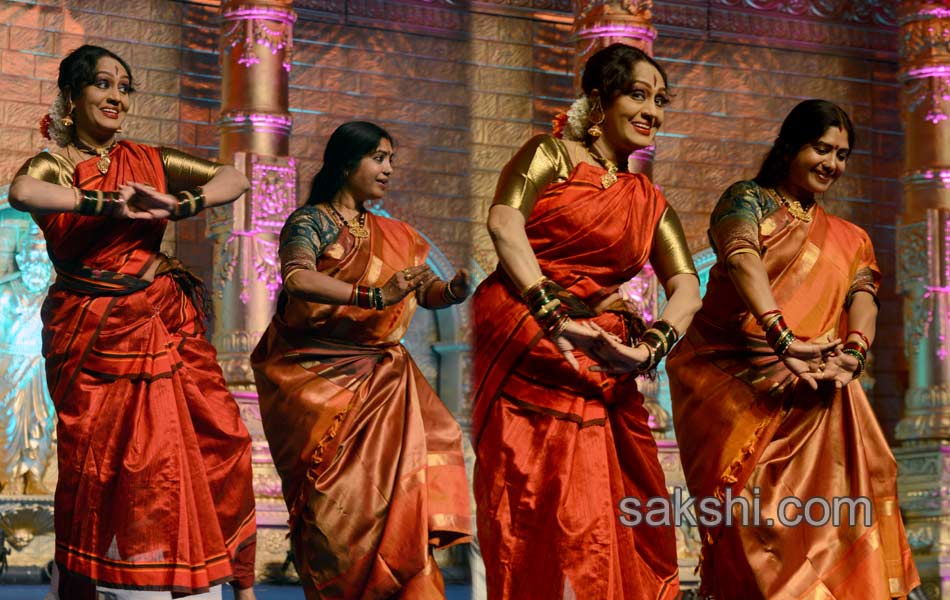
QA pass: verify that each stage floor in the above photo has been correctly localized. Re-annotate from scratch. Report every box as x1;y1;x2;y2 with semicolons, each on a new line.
0;584;473;599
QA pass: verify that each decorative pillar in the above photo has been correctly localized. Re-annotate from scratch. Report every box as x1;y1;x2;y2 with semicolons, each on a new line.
213;0;298;582
893;2;950;598
571;0;657;176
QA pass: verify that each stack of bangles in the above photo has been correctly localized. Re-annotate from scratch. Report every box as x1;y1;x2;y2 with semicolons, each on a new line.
351;284;385;310
521;277;569;339
636;320;679;371
841;330;869;379
74;188;123;216
441;281;463;305
72;186;206;219
173;187;206;219
758;309;797;356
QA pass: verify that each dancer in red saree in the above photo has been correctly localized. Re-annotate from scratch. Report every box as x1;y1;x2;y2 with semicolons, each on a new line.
9;45;256;599
251;121;472;599
472;44;701;600
667;99;920;598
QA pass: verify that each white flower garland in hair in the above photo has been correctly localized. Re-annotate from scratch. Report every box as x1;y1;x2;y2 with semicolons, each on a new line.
563;96;591;142
552;95;593;142
40;93;72;147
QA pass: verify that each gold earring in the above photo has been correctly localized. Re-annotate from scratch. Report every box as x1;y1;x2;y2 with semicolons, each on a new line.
61;115;73;127
587;99;605;138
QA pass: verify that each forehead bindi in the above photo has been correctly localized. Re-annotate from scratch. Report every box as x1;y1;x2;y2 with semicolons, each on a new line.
818;126;849;149
632;63;665;93
96;58;130;81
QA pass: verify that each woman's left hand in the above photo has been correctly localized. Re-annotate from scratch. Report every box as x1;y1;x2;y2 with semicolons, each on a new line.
448;269;471;302
816;350;860;389
123;182;177;219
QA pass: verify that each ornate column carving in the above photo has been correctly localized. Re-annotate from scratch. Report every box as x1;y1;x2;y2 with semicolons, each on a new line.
215;0;298;582
894;2;950;598
571;0;656;176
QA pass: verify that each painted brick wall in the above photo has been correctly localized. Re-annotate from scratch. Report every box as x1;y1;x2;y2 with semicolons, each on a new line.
0;0;906;437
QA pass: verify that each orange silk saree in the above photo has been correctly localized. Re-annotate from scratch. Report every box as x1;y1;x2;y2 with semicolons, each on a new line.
472;163;680;600
251;211;471;600
31;142;256;597
667;198;919;599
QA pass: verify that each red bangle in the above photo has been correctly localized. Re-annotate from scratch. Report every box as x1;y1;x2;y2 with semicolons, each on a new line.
757;309;781;326
846;330;870;350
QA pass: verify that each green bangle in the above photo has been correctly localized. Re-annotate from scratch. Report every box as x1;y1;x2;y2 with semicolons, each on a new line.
173;187;206;219
77;190;122;216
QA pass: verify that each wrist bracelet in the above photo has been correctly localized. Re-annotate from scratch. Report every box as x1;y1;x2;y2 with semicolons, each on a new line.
353;285;384;310
442;281;463;305
76;189;122;216
173;187;206;219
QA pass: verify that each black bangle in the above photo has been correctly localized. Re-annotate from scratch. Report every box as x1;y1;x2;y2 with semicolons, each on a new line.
173;187;206;219
76;190;122;216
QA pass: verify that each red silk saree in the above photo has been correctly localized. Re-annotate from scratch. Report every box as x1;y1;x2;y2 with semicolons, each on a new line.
472;162;680;600
28;142;256;597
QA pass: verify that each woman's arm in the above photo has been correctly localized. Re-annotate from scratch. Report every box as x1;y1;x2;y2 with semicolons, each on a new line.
9;175;80;214
487;205;543;290
285;264;433;306
193;165;248;209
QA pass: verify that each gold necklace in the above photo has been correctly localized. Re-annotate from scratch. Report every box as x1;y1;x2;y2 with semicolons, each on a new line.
73;138;117;175
774;188;813;223
329;203;370;239
585;144;619;189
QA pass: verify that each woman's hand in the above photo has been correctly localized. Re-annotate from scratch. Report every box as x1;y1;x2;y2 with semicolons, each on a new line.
586;322;651;374
817;350;860;389
447;269;472;302
118;182;177;219
780;338;840;390
552;319;602;371
380;264;434;306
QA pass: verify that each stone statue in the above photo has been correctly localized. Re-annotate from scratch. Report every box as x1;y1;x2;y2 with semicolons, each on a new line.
0;220;55;495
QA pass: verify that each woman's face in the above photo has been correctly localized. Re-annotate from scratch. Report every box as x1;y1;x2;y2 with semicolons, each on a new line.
72;56;131;144
600;60;668;154
785;126;850;199
344;138;394;202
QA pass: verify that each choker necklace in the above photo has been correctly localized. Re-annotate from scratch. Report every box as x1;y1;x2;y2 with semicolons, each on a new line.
73;138;117;175
585;144;619;189
773;188;813;223
329;203;370;239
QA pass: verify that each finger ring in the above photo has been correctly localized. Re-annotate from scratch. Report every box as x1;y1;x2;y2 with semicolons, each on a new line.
403;268;412;278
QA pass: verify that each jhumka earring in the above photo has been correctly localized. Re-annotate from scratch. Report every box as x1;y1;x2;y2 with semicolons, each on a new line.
587;98;605;138
62;103;74;128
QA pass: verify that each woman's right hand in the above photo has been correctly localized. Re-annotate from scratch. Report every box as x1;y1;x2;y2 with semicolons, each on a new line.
380;264;435;306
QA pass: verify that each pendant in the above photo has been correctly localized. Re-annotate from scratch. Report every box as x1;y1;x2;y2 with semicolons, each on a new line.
96;154;111;175
601;168;618;189
348;225;370;239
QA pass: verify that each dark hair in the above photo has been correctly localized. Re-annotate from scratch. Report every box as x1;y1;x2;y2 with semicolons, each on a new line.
754;99;855;188
58;45;135;100
306;121;394;205
580;43;669;105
